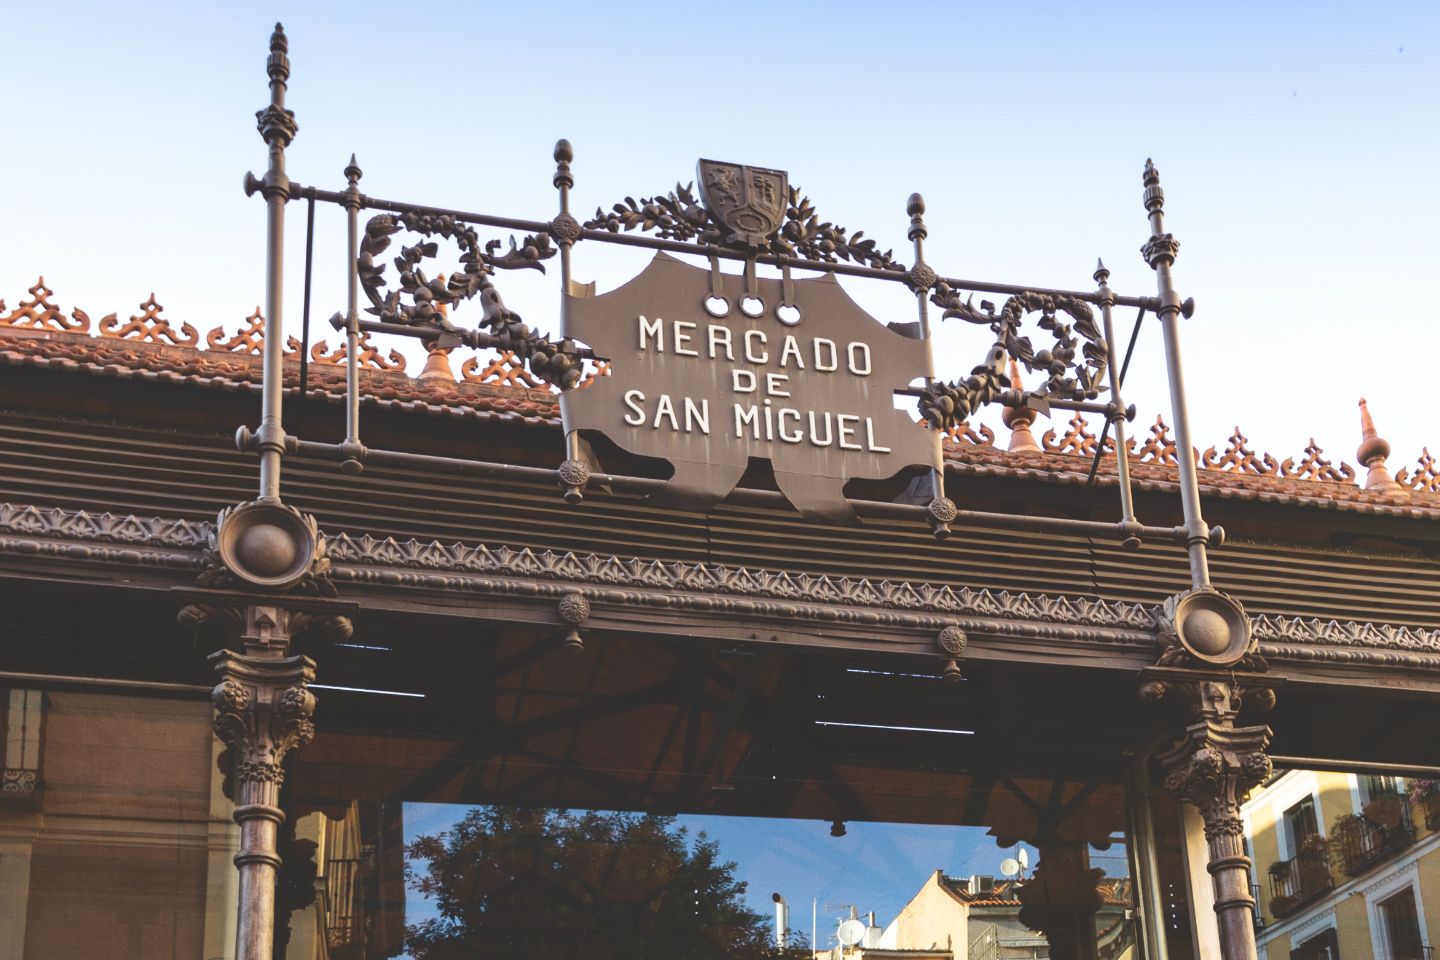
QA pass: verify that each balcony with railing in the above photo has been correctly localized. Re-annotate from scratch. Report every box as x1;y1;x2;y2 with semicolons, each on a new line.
1332;792;1415;878
323;855;364;958
1267;837;1333;920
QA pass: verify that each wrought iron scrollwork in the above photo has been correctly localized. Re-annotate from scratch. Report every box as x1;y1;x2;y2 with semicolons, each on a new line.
583;183;903;271
916;286;1108;430
357;213;584;389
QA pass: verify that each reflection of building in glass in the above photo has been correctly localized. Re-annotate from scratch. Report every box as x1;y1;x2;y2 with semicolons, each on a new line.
1244;770;1440;960
820;872;1135;960
0;688;236;958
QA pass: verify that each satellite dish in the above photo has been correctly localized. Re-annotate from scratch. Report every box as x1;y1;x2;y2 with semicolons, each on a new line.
1017;848;1030;870
837;919;866;947
999;857;1021;877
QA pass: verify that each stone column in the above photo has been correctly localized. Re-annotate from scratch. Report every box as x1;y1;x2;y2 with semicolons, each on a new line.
1142;589;1273;960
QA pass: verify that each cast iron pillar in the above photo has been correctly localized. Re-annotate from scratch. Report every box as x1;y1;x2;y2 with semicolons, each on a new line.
209;605;317;960
1141;592;1274;960
1156;682;1270;960
250;23;296;503
1141;159;1211;589
179;498;352;960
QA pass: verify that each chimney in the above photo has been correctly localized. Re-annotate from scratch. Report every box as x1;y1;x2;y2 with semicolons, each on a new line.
771;893;788;948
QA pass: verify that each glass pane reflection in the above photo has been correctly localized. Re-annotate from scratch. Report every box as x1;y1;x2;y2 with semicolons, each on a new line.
279;798;1136;959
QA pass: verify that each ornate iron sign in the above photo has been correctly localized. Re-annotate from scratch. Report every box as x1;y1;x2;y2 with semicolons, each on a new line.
561;252;938;521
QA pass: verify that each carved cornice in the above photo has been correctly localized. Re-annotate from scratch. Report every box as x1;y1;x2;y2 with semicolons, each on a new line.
0;502;209;547
3;501;1440;671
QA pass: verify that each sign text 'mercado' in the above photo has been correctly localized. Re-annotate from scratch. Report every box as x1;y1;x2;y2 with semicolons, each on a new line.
624;316;892;453
559;252;939;522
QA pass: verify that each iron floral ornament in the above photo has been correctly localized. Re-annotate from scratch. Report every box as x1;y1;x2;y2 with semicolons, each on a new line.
561;253;939;522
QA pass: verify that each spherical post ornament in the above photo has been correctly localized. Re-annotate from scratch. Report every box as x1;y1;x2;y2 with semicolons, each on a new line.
214;500;324;591
1163;588;1253;667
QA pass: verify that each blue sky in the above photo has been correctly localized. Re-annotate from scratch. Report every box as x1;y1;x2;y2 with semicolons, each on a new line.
402;802;1087;950
3;2;1437;472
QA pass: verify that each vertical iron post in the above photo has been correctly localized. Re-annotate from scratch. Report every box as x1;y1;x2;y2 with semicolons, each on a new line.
553;139;576;290
254;24;296;503
341;155;364;474
907;193;947;515
1095;259;1139;546
298;197;315;405
1141;160;1210;588
551;139;591;502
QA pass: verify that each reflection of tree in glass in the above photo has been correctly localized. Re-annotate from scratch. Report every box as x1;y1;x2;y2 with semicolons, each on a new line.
405;807;810;960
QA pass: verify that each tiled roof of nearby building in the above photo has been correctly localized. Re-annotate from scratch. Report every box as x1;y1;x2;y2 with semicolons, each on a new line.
938;874;1133;907
5;277;1438;518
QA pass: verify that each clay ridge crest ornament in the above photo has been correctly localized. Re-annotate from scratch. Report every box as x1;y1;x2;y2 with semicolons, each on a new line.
698;160;788;248
560;252;939;523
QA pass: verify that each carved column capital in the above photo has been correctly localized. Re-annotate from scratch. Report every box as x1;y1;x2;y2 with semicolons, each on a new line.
210;647;316;803
1158;718;1272;841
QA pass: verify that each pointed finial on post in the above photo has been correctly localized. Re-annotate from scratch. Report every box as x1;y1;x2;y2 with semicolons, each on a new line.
1094;258;1109;284
1140;160;1178;268
1356;398;1402;495
267;23;290;83
553;138;575;192
907;192;928;242
345;153;362;185
1002;359;1041;454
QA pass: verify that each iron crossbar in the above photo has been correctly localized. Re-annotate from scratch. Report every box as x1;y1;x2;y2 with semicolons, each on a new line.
247;430;1196;548
281;179;1162;310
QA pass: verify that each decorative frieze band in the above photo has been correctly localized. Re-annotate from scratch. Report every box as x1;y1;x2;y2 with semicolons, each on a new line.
2;501;1439;669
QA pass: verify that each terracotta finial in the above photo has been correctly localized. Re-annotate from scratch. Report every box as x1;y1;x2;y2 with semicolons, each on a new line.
416;277;455;385
1356;398;1401;495
1002;359;1041;454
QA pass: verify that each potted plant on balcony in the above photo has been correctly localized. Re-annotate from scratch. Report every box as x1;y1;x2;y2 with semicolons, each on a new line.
1329;814;1370;876
1296;834;1333;894
1268;890;1299;920
1408;779;1440;830
1363;791;1406;831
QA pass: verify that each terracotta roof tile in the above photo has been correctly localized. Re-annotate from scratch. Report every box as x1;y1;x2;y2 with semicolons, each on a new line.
3;292;1439;520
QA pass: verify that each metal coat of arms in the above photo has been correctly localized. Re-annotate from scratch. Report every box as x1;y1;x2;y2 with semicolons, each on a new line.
697;160;789;248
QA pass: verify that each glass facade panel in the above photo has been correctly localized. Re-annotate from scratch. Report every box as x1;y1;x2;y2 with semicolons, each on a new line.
0;688;239;960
